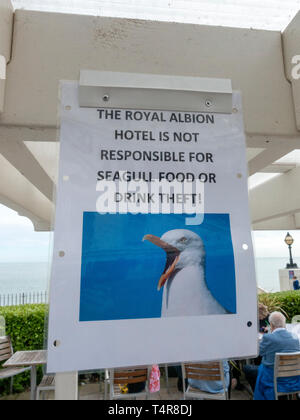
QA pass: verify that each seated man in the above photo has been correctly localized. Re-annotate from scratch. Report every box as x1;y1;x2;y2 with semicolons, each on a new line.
188;361;230;394
254;311;300;400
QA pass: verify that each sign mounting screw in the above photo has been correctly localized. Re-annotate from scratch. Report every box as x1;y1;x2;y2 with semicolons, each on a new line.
205;99;212;108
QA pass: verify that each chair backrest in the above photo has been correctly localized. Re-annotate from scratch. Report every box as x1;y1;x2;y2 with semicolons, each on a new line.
274;352;300;399
274;352;300;379
0;336;13;363
184;362;223;382
109;366;150;399
182;361;227;400
113;367;149;386
292;315;300;324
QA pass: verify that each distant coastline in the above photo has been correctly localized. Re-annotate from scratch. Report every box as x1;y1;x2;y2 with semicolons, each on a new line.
0;261;49;295
0;257;299;296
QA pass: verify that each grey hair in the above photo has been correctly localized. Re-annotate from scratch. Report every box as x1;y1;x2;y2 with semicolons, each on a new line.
269;312;286;329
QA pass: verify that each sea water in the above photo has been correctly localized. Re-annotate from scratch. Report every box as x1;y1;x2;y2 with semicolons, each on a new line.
0;262;49;295
0;258;299;295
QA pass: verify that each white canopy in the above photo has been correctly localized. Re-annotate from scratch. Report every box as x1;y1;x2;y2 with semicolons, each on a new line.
1;0;300;231
11;0;300;31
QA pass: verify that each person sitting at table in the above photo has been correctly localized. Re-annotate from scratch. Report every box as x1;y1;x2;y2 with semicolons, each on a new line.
188;360;230;394
258;303;269;333
248;311;300;400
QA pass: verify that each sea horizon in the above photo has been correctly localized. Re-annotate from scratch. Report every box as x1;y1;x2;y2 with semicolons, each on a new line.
0;257;300;296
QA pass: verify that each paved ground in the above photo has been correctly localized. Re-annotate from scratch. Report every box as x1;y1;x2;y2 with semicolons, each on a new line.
0;376;252;400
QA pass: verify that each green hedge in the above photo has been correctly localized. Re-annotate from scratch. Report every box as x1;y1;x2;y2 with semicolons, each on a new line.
259;290;300;322
0;304;48;395
278;291;300;320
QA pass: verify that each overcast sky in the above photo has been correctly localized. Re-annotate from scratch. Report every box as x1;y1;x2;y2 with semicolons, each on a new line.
0;204;50;263
0;203;299;263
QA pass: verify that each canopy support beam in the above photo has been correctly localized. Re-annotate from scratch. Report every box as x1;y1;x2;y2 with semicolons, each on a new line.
0;139;55;201
250;165;300;225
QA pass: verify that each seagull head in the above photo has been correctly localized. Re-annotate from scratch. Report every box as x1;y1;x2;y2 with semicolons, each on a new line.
143;229;205;291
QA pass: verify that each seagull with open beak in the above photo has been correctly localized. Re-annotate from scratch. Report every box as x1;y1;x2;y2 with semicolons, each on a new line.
143;229;228;317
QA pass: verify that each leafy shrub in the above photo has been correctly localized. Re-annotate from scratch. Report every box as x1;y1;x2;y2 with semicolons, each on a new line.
259;290;300;322
0;304;48;396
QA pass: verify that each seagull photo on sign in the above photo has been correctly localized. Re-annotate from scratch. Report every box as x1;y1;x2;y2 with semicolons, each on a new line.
143;229;229;317
79;213;236;322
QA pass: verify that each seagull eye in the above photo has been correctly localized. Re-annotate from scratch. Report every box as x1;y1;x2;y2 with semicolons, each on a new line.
179;237;187;243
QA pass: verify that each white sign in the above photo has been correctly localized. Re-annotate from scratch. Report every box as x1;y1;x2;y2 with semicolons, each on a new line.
47;82;257;373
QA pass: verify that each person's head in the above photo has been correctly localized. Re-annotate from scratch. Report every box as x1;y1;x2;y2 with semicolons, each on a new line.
269;312;286;332
258;303;269;320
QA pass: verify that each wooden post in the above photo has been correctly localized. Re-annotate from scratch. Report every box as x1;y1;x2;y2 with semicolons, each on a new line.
55;372;78;400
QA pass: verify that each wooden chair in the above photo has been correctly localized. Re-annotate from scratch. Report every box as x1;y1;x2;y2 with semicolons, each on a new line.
36;374;55;400
0;336;31;393
181;361;228;400
105;366;151;400
274;352;300;400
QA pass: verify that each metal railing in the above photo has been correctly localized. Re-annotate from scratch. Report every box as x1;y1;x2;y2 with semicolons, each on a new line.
0;291;48;307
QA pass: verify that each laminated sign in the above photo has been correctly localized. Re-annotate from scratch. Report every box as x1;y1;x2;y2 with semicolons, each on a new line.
47;82;257;373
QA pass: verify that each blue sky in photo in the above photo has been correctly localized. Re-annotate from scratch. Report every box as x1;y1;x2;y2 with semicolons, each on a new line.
79;212;237;322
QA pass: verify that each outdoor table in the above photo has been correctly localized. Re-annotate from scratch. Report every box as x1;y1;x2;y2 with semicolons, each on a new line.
3;350;47;400
286;323;300;340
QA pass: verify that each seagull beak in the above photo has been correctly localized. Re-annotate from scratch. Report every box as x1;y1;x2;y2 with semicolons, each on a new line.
143;234;180;291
